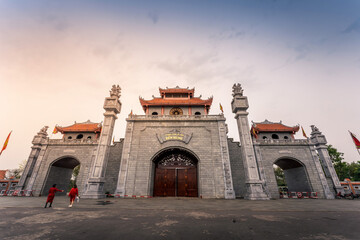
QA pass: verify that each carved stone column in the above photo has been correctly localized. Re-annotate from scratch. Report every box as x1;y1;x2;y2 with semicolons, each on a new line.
310;125;343;196
16;126;49;196
82;85;121;198
231;84;269;200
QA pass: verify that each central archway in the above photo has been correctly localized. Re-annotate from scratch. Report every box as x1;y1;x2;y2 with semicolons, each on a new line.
41;157;80;196
153;148;198;197
274;158;312;195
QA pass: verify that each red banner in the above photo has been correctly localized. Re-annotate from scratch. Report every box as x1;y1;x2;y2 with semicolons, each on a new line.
349;131;360;149
0;131;12;155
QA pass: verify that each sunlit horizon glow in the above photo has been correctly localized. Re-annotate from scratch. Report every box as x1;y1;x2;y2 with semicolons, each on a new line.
0;0;359;170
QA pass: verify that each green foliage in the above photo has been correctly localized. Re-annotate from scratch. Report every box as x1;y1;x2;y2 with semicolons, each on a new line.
69;165;80;190
328;145;360;181
273;166;286;187
72;165;80;178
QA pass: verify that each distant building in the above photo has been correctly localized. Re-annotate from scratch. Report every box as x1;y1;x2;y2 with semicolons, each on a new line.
0;170;19;193
17;84;342;199
340;178;360;195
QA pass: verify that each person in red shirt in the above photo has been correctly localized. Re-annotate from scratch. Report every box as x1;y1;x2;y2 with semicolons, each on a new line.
44;184;64;208
68;184;79;208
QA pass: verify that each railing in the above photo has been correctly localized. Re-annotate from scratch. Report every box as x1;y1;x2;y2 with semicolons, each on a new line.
254;139;310;145
48;139;99;145
126;114;225;121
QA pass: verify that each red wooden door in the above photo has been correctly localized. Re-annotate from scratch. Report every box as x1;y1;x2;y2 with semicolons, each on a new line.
186;168;198;197
177;168;197;197
177;169;187;197
154;168;176;197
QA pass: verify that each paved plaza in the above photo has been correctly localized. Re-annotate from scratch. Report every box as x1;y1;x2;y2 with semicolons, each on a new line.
0;197;359;240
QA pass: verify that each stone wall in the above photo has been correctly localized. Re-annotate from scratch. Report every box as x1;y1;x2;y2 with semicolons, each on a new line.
227;138;246;198
104;139;124;194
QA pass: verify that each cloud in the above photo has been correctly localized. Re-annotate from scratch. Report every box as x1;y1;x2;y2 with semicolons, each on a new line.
209;27;245;41
148;11;159;24
156;51;256;88
157;52;219;77
342;17;360;34
38;14;69;32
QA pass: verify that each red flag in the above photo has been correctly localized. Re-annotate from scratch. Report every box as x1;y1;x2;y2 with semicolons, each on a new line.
301;126;308;138
0;131;12;155
52;126;58;134
349;131;360;149
219;103;224;113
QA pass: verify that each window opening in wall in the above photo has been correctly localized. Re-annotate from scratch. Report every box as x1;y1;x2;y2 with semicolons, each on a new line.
76;134;83;139
272;134;279;139
68;136;72;140
284;136;289;139
87;136;92;139
263;136;267;139
194;112;201;115
170;107;183;115
152;112;158;115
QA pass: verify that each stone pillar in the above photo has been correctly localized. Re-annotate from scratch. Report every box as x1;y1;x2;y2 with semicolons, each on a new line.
231;83;269;200
310;125;343;195
16;126;49;195
82;85;121;198
308;143;334;199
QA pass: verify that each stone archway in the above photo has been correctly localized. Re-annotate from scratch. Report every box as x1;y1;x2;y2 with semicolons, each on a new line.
41;157;80;196
153;148;198;197
274;158;312;194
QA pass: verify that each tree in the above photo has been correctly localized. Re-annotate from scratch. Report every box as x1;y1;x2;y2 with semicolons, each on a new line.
69;165;80;189
273;165;286;187
328;145;360;181
5;159;27;179
328;145;347;181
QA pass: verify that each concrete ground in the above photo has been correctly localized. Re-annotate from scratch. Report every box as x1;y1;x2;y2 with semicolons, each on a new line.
0;197;359;240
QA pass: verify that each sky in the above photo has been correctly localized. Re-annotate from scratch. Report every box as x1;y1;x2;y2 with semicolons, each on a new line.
0;0;359;170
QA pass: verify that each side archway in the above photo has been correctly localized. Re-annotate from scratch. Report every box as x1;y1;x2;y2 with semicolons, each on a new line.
273;157;312;195
152;148;198;197
41;156;80;196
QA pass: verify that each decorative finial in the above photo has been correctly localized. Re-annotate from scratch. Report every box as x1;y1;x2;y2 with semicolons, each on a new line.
110;85;121;98
38;126;49;136
232;83;243;97
310;125;319;132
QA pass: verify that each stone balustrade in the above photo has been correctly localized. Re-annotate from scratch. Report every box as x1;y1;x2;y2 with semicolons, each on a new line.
254;138;310;146
47;138;99;145
127;114;225;121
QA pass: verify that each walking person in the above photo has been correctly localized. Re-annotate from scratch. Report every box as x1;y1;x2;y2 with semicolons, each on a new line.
68;184;79;208
44;184;64;208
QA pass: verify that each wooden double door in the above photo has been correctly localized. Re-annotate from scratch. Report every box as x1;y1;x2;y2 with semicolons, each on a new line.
154;167;198;197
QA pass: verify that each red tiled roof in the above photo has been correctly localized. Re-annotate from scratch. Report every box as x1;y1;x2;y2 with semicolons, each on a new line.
139;97;213;106
252;120;299;133
56;121;102;134
159;87;195;95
